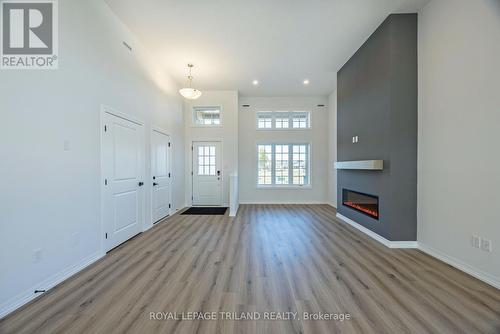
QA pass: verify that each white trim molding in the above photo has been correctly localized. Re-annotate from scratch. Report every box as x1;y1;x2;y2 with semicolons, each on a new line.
0;251;104;320
418;243;500;290
335;213;418;249
239;201;328;205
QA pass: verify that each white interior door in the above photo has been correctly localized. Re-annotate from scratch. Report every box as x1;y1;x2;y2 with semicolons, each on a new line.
102;112;144;252
192;141;222;206
152;130;171;223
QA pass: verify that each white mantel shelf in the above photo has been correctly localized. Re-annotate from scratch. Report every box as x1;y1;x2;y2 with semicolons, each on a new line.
335;160;384;171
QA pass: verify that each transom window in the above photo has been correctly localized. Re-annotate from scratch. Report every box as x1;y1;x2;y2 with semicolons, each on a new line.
193;106;221;126
257;113;273;129
256;111;310;129
292;113;309;128
257;144;310;186
275;112;290;129
197;146;216;175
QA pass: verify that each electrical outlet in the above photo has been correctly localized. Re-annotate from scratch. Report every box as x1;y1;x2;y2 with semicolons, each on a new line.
481;238;492;252
33;249;43;263
471;235;481;248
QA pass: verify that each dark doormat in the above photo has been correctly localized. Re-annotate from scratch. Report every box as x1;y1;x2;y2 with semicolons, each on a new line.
182;207;228;215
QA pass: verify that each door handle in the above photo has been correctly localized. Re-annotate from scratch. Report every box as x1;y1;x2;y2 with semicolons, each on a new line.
153;182;159;186
138;182;144;187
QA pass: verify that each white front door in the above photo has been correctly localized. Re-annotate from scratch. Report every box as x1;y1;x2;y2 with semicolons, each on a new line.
102;112;144;252
152;130;171;223
192;141;222;206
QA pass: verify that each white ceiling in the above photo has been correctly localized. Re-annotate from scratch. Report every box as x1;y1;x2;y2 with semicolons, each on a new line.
105;0;429;96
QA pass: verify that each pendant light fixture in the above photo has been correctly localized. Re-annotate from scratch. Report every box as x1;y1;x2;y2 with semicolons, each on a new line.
179;64;202;100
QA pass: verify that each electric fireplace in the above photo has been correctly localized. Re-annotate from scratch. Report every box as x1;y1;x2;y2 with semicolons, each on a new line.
342;189;379;220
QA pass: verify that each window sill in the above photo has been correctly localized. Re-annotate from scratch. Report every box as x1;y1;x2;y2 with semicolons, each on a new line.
256;185;312;190
191;124;223;128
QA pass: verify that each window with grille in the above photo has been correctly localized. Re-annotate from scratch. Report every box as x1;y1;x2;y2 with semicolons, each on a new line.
291;112;309;129
197;145;216;175
292;144;308;185
275;112;290;129
193;106;221;126
256;111;310;129
257;145;273;185
257;113;273;129
257;144;310;186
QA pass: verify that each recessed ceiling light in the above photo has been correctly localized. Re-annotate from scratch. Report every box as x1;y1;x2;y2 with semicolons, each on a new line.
252;80;259;86
303;79;310;85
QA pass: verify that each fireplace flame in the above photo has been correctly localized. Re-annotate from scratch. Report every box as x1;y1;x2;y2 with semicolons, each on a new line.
343;201;379;218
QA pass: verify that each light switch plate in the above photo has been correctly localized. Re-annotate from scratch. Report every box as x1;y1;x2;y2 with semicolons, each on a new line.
481;238;492;252
471;235;481;248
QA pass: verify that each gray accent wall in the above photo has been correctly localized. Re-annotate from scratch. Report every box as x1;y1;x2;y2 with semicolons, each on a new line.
337;14;417;241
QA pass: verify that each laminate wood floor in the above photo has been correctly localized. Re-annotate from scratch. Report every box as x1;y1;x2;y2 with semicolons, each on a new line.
1;205;499;334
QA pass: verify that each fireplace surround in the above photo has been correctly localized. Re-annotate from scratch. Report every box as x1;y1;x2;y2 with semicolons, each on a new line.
336;14;417;241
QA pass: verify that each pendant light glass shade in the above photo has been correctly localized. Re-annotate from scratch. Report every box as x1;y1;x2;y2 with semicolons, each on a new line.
179;64;202;100
179;87;202;100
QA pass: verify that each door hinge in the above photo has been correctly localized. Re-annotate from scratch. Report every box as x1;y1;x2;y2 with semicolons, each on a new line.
168;173;171;178
191;146;193;151
105;233;108;239
104;125;107;132
192;196;193;200
191;171;193;176
169;204;171;208
104;179;108;185
168;142;171;147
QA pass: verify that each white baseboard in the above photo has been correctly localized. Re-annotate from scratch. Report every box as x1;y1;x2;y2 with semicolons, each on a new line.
335;213;418;249
0;251;104;320
326;202;337;209
418;243;500;290
239;201;328;205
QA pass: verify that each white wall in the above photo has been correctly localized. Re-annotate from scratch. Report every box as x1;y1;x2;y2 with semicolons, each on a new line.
238;96;329;204
327;90;338;207
184;91;239;206
418;0;500;286
0;0;184;317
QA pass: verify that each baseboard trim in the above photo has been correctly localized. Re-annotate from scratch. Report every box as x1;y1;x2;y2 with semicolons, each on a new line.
418;243;500;290
0;251;104;320
239;201;329;205
326;202;337;209
335;213;418;249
